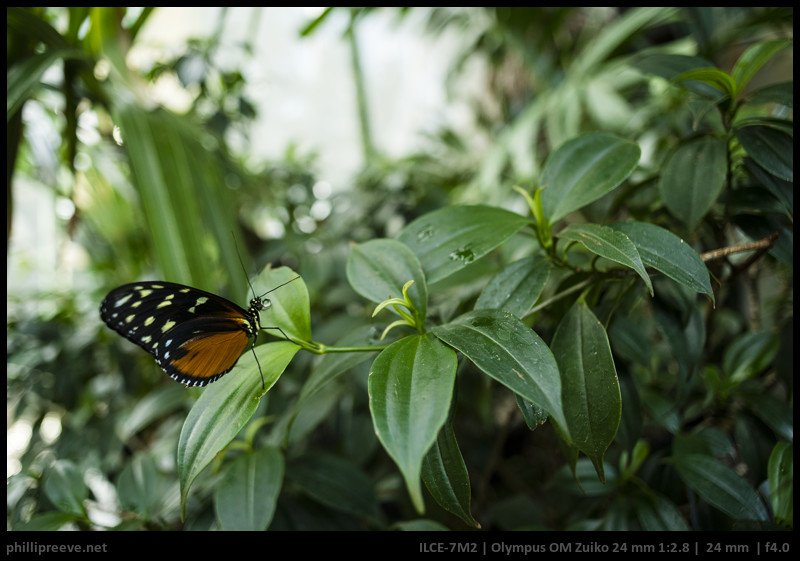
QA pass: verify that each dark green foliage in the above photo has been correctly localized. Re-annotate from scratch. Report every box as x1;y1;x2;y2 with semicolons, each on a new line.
7;7;792;533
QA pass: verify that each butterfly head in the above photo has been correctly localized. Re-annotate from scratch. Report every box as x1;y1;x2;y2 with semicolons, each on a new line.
249;296;271;318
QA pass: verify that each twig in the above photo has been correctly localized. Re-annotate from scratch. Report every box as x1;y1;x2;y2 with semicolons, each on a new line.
700;232;778;263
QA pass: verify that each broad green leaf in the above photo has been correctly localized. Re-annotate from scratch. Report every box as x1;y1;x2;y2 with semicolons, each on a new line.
115;384;188;443
557;223;653;296
43;460;87;517
346;238;428;323
289;453;381;522
252;266;312;342
282;380;342;447
610;221;714;303
673;453;769;521
731;40;791;96
474;255;551;317
550;299;621;481
117;453;166;519
539;133;640;223
369;334;456;513
734;123;793;182
767;441;793;527
397;205;529;284
659;136;727;228
178;341;299;518
421;421;479;528
215;447;284;531
286;326;378;443
431;310;568;438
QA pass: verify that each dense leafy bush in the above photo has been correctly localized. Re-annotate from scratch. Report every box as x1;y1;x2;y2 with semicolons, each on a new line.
7;7;792;534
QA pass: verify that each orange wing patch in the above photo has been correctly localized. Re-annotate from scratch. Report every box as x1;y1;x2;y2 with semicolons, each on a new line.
170;330;252;381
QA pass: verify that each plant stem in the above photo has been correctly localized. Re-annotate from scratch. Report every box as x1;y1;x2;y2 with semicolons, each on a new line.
295;339;387;355
346;14;375;163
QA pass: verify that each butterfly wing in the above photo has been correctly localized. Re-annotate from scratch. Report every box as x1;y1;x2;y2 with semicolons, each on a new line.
100;282;258;386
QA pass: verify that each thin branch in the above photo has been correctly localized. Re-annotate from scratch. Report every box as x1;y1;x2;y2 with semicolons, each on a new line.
700;232;778;263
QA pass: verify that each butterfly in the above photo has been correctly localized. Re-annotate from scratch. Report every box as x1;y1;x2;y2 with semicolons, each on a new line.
100;277;298;388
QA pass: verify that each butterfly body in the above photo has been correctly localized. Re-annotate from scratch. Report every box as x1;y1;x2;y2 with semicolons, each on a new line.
100;281;268;387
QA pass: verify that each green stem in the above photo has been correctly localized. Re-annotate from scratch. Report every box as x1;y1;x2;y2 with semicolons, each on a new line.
346;14;375;163
525;278;592;317
292;339;387;355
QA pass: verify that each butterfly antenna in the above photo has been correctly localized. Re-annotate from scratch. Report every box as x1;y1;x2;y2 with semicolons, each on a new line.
259;275;301;298
231;232;258;300
231;232;267;390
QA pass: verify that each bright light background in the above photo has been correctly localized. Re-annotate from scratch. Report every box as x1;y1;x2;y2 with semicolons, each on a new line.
133;6;481;186
8;7;485;295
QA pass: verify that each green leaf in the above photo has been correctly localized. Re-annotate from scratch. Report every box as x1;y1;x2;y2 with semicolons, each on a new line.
394;519;451;531
731;40;791;97
252;266;312;342
215;447;284;531
673;453;769;521
346;238;428;323
290;452;381;522
636;493;690;531
740;392;793;442
397;205;529;284
114;104;245;291
744;157;793;216
286;326;378;443
431;310;568;438
671;67;736;99
557;223;653;296
722;331;779;384
115;385;188;443
608;316;652;367
659;136;727;228
550;299;621;481
633;53;721;98
7;49;85;122
474;255;551;317
515;394;550;431
734;123;793;183
178;340;299;519
117;453;166;519
539;133;640;223
767;441;793;527
610;221;714;303
43;460;88;517
745;81;793;110
421;421;479;528
368;334;457;513
17;512;81;531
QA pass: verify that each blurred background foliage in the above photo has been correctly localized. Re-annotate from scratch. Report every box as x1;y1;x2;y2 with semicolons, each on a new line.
7;7;793;532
